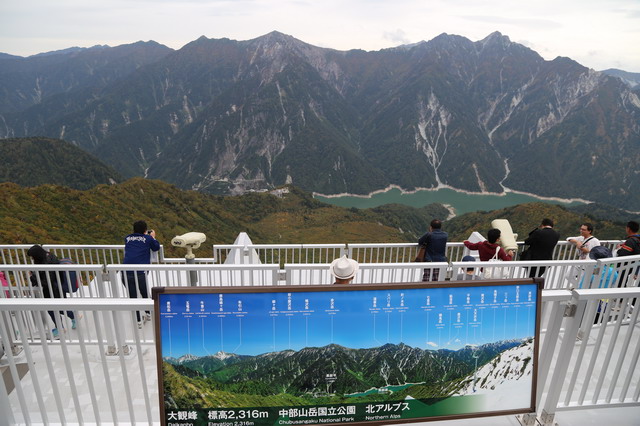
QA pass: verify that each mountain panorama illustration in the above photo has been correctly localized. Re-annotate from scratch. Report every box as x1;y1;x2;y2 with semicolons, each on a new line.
162;339;534;409
1;31;638;209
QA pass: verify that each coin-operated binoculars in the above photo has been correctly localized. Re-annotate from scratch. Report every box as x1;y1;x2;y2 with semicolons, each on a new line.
171;232;206;286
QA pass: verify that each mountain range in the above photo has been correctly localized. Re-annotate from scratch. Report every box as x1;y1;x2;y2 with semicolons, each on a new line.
162;340;527;408
1;32;638;209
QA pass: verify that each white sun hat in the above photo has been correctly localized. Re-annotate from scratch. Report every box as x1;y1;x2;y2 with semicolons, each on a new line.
330;255;359;280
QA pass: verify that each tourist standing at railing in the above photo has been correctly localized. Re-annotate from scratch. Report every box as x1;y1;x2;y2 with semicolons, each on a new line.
27;244;76;339
567;223;600;260
463;229;514;261
524;218;560;278
418;219;448;281
615;220;640;286
122;220;160;328
616;221;640;258
330;255;359;284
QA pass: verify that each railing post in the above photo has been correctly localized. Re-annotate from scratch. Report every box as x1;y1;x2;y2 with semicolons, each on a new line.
0;369;14;426
0;308;19;426
242;244;250;264
516;413;537;425
539;292;587;424
536;291;571;405
103;268;119;355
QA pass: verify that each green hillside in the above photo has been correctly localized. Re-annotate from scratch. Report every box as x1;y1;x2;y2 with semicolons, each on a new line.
0;178;447;257
445;202;627;241
0;137;122;189
0;178;629;257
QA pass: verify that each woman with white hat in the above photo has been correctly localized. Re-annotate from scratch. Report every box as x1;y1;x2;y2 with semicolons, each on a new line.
330;255;359;284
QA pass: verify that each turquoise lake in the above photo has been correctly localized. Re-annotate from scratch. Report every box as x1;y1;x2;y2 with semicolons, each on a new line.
315;187;585;216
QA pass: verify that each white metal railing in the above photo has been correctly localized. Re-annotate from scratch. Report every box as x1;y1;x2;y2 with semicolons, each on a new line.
106;264;281;289
450;254;640;289
1;240;626;267
0;264;105;299
536;287;640;425
284;262;448;285
2;255;639;303
212;243;347;266
1;257;636;348
0;298;157;425
2;287;639;424
0;244;165;266
347;243;418;263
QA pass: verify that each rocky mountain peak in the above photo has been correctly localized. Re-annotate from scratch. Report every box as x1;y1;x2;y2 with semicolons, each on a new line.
213;350;233;360
1;32;637;209
249;31;309;52
480;31;510;44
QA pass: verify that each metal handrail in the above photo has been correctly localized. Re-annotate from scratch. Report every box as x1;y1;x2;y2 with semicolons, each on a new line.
1;240;626;266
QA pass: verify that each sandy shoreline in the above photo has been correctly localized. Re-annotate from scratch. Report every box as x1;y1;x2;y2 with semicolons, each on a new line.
313;183;594;205
441;203;456;220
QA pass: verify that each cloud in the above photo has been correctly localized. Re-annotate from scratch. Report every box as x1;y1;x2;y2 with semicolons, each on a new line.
460;14;562;30
1;0;638;70
620;8;640;19
426;341;438;348
515;39;534;49
383;29;411;45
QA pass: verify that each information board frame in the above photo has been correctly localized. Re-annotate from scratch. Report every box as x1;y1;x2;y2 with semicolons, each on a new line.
153;278;543;426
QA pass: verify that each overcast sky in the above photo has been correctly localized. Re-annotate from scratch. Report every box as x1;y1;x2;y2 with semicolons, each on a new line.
1;0;639;72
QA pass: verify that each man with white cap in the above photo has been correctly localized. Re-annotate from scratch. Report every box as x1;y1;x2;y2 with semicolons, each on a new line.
330;255;359;284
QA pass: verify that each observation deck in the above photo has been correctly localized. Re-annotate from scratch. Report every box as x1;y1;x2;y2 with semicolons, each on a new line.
1;235;639;425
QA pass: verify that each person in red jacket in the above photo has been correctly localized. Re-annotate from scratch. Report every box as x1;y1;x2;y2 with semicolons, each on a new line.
463;229;514;261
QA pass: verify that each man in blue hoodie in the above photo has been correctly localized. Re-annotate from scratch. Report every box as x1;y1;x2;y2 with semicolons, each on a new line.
123;220;160;327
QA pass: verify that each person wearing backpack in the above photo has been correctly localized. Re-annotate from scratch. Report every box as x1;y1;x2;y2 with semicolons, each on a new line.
567;223;600;260
617;221;640;257
463;229;514;278
27;244;76;339
463;229;514;262
122;220;160;328
616;221;640;286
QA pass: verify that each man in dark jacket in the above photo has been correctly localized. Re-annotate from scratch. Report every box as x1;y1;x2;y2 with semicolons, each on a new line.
122;220;160;327
616;221;640;257
524;218;560;278
27;244;75;338
615;221;640;286
418;219;448;281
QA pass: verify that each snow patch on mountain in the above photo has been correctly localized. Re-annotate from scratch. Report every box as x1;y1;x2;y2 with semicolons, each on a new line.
214;351;233;361
454;339;533;410
169;353;199;364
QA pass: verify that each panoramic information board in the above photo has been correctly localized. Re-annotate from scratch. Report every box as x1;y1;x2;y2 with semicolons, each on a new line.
154;280;541;426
